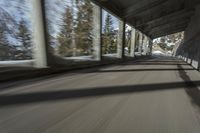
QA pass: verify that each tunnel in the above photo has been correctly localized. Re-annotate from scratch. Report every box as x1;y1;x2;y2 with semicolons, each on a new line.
0;0;200;133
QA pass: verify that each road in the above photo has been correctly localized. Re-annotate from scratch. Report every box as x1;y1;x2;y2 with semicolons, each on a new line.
0;56;200;133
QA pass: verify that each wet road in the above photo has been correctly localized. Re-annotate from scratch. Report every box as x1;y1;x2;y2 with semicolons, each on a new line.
0;56;200;133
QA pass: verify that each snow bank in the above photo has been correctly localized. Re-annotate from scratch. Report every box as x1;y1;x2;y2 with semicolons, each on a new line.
152;50;165;55
0;60;34;67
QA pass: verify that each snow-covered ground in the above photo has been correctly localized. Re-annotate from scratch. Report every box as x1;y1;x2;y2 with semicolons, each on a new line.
64;55;94;61
0;60;34;67
152;50;165;56
0;54;121;67
63;54;120;61
135;52;142;56
103;53;118;57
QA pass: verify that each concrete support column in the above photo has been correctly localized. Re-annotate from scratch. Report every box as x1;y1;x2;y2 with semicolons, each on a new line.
130;28;136;57
31;0;48;68
197;46;200;71
149;39;153;55
184;57;187;62
138;32;143;54
186;53;189;63
142;36;145;55
117;20;124;58
147;39;151;55
143;36;149;55
190;57;193;65
92;4;101;61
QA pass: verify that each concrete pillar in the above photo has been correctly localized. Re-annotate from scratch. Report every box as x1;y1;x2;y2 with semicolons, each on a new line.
141;34;144;54
197;47;200;71
147;39;151;55
31;0;48;68
149;39;153;55
147;39;150;55
130;28;136;57
138;32;142;54
142;36;145;55
186;53;189;62
184;57;187;62
117;20;124;58
143;36;149;55
92;4;101;61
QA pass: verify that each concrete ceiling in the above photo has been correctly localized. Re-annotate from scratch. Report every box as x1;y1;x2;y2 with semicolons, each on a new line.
93;0;200;39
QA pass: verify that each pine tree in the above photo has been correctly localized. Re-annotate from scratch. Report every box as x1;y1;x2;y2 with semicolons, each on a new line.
0;7;17;60
57;6;73;57
0;7;16;45
103;13;116;54
56;0;94;57
0;27;10;59
0;28;8;46
17;20;32;59
75;0;93;55
104;14;114;34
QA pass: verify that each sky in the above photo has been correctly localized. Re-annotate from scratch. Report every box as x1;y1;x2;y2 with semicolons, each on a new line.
0;0;31;21
0;0;32;46
0;0;126;46
102;9;120;30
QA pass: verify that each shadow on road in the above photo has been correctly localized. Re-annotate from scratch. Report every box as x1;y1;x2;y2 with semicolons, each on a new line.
178;64;200;107
0;57;199;108
1;79;200;107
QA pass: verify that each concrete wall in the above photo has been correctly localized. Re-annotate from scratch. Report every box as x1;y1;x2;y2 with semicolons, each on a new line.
176;4;200;69
184;5;200;41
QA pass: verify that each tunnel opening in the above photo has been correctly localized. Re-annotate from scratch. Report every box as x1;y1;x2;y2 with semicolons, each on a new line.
152;31;184;56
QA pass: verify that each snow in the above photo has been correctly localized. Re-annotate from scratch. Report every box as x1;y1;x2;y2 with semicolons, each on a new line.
64;55;93;61
126;24;132;31
0;60;33;67
103;53;118;57
135;52;142;56
152;50;164;55
167;43;175;47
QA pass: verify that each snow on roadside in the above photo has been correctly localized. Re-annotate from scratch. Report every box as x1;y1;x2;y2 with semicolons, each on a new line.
0;60;34;67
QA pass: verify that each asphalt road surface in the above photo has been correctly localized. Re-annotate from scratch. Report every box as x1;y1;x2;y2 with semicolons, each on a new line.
0;56;200;133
